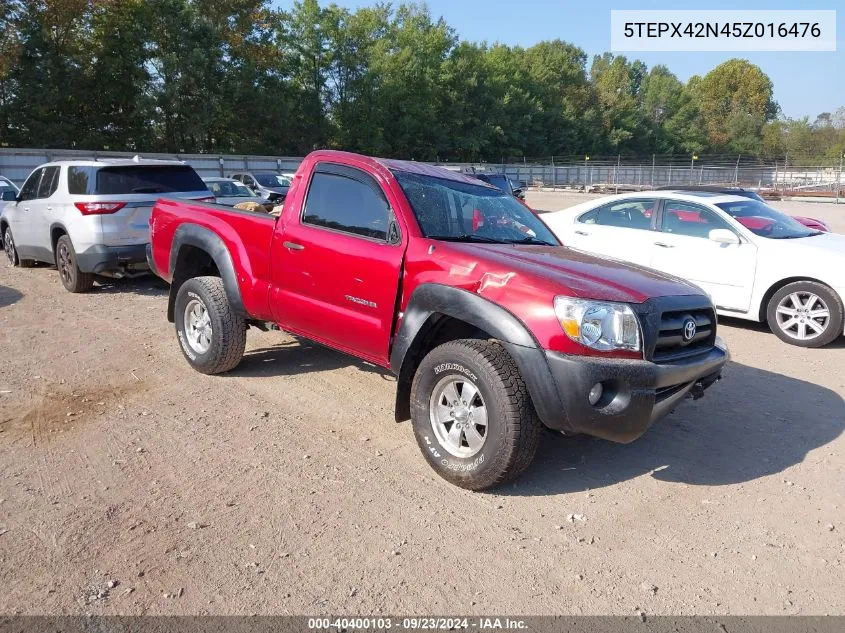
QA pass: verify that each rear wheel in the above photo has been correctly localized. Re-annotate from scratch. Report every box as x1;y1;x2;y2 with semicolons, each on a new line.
56;235;94;292
4;227;35;268
766;281;843;348
410;339;540;490
174;276;246;374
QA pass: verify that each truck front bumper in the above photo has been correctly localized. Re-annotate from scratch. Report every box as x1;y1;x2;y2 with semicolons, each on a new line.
536;338;729;443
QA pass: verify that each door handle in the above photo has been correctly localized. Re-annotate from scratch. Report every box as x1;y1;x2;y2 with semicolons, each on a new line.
283;241;305;251
654;242;674;248
22;207;30;212
46;206;53;211
574;230;590;236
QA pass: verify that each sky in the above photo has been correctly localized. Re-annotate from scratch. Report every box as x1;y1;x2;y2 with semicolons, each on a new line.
277;0;843;120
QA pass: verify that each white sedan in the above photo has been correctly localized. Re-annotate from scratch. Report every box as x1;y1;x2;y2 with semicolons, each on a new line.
542;191;845;347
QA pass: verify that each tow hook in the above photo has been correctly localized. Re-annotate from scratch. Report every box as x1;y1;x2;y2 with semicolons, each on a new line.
688;373;722;400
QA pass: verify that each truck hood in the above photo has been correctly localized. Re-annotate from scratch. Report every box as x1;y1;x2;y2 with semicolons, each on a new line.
443;242;705;304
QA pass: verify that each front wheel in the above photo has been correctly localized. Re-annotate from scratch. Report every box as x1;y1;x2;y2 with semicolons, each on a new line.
4;227;35;268
174;276;247;374
766;281;844;348
410;339;540;490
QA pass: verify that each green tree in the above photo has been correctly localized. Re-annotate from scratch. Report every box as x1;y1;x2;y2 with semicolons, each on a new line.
81;0;155;150
694;59;778;153
3;0;92;148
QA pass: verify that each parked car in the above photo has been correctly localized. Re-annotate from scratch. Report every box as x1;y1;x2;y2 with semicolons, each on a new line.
0;176;19;201
148;150;728;490
656;186;830;232
1;158;212;292
202;177;264;207
791;215;831;232
229;171;290;202
0;177;19;215
543;191;845;347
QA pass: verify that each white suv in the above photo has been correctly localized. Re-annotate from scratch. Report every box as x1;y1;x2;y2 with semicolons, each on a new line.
1;158;212;292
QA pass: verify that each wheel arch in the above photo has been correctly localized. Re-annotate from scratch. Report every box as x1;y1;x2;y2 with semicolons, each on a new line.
758;276;840;322
50;223;69;254
166;224;244;323
390;283;563;426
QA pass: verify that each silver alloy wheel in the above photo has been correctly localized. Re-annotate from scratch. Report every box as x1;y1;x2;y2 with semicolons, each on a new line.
184;298;213;354
429;375;488;458
57;241;73;285
4;231;15;264
775;292;830;341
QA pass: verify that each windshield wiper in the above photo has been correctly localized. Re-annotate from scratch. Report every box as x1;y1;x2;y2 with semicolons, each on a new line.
427;234;502;244
773;232;822;239
504;236;557;246
132;187;167;193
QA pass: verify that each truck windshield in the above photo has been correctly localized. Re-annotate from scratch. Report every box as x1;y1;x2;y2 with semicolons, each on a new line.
394;171;559;246
715;200;820;239
475;174;512;193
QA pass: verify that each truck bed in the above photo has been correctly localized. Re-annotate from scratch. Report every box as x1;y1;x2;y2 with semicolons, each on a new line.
149;198;277;318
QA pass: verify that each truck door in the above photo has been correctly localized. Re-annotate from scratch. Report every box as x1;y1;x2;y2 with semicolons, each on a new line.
269;162;405;366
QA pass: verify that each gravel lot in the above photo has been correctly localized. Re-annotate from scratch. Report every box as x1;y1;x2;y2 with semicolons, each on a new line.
0;193;843;615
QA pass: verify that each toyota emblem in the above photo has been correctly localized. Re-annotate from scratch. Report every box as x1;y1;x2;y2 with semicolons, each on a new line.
683;318;697;342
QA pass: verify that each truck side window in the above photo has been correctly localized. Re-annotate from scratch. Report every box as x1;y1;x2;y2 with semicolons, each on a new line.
303;171;389;241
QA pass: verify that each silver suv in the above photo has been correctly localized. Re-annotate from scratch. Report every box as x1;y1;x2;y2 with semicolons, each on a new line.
1;158;211;292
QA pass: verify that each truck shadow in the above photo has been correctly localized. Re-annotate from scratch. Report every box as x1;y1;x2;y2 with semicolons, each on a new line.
719;316;845;350
93;275;169;297
0;284;23;308
505;361;844;496
227;339;394;379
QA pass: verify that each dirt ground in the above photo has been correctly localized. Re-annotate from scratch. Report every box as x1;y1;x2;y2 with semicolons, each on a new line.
0;193;843;616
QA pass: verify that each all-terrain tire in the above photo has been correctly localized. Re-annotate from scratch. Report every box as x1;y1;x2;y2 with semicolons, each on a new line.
174;276;247;374
766;281;843;348
410;339;541;490
3;227;35;267
56;235;94;292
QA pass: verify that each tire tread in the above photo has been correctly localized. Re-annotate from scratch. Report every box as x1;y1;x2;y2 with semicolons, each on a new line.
411;338;540;490
176;276;246;374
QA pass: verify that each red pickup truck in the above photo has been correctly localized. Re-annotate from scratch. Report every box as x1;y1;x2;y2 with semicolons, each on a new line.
147;150;729;490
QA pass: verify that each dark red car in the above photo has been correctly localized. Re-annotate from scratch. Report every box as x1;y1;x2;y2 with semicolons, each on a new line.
148;151;728;490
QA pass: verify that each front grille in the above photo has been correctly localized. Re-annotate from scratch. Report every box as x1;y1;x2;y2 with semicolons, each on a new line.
635;295;717;363
653;308;715;362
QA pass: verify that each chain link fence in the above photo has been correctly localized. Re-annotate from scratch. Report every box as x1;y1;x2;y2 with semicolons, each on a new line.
468;154;845;199
2;148;843;200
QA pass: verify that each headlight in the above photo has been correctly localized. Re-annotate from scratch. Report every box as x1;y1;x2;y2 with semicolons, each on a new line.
554;296;642;352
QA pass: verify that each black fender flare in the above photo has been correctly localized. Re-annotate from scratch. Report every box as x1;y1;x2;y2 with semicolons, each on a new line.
390;283;564;427
166;223;245;321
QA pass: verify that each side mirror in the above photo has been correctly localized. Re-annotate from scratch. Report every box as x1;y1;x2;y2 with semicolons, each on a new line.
709;228;740;245
513;188;525;199
1;191;17;202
